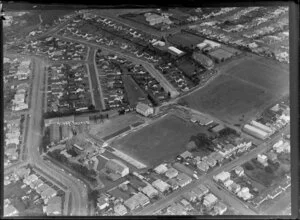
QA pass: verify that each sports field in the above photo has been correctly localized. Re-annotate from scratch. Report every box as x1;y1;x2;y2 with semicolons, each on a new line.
224;56;289;95
182;55;289;124
112;114;200;167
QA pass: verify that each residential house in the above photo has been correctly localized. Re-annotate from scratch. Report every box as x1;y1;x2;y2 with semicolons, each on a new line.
105;159;129;178
214;201;227;215
165;168;179;179
213;171;230;183
203;193;218;208
257;154;268;166
176;173;192;187
152;179;170;193
183;191;198;202
234;166;244;176
141;185;159;198
180;151;193;160
97;194;109;210
237;187;253;201
197;161;209;172
154;163;168;174
114;204;127;216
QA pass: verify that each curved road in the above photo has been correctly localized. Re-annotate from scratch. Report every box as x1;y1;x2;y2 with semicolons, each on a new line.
25;56;88;215
53;34;180;98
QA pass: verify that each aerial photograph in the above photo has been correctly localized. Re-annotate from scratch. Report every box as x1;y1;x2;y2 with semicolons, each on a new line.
2;3;292;217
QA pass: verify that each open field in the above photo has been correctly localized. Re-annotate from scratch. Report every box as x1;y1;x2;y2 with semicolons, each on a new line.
112;114;200;167
181;55;289;124
89;113;144;138
223;56;289;95
168;32;204;48
182;74;273;124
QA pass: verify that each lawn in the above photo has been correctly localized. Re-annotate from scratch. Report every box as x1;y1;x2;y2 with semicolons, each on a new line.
168;32;204;48
89;113;144;138
224;56;289;95
182;74;274;124
182;55;289;124
242;159;290;187
122;75;148;107
112;114;200;167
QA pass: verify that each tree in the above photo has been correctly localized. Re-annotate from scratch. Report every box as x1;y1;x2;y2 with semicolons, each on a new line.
186;141;197;151
88;104;95;110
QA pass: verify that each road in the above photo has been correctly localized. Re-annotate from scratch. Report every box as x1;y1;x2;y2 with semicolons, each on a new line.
24;56;88;215
53;34;180;98
134;125;289;215
89;47;106;110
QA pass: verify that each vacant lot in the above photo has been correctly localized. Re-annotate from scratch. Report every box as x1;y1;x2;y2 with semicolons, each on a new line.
181;55;289;124
89;113;144;138
168;32;204;48
122;75;148;107
112;114;200;167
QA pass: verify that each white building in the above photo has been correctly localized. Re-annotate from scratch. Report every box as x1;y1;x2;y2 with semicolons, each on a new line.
152;179;170;192
213;171;231;183
243;124;269;140
250;120;273;134
136;102;154;117
203;193;218;208
105;159;129;177
257;154;268;166
154;163;168;174
168;46;184;56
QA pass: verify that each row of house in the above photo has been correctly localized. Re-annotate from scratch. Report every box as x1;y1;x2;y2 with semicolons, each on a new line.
4;118;22;164
44;115;90;127
214;170;253;201
12;86;28;111
16;59;31;80
166;185;227;215
251;175;290;208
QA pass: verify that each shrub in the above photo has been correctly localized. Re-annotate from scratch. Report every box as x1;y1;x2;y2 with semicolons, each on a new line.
244;162;254;170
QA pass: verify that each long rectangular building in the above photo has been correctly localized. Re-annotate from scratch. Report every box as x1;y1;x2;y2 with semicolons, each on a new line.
243;124;269;140
250;120;273;133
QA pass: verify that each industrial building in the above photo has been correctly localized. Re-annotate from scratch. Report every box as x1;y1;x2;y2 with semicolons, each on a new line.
250;120;273;133
243;124;269;140
167;46;185;56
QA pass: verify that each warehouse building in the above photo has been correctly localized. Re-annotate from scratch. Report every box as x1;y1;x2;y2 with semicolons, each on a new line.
168;46;185;56
243;124;269;140
250;120;273;134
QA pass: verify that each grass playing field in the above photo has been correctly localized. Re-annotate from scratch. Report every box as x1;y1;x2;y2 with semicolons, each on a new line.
181;55;289;124
112;114;201;167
